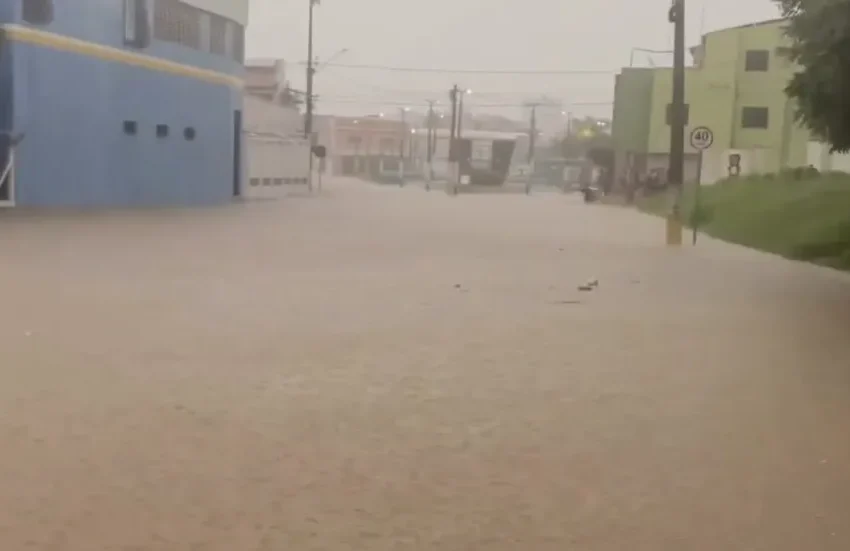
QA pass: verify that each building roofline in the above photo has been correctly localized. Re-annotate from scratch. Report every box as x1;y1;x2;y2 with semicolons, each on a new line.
704;17;788;37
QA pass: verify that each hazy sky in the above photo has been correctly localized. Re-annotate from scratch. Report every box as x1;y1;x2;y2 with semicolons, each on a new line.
246;0;781;120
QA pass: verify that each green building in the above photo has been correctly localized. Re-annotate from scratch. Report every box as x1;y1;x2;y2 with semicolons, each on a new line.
612;18;811;185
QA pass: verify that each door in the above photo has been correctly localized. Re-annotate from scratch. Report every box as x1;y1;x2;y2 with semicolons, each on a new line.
0;145;15;207
232;110;242;197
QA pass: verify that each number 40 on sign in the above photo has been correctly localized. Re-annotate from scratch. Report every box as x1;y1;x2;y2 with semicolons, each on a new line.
689;126;714;151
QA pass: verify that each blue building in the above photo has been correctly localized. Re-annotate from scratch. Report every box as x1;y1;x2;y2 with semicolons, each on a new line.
0;0;248;207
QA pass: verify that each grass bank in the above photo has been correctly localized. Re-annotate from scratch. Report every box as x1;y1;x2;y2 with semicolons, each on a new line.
638;171;850;270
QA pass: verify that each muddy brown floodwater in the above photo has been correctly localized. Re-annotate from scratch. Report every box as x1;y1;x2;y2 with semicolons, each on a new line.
1;178;849;550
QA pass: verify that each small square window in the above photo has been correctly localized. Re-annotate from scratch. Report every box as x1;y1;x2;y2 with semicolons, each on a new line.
273;178;283;186
741;107;769;129
123;120;138;135
183;127;196;141
262;178;272;186
156;124;169;138
745;50;769;72
249;178;260;186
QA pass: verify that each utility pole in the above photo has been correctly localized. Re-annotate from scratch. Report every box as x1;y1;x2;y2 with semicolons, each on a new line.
304;0;318;139
667;0;686;246
449;85;459;156
457;91;466;139
398;107;408;185
527;104;538;165
426;100;436;184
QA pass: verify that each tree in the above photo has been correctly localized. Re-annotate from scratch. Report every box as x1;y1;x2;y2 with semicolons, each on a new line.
777;0;850;151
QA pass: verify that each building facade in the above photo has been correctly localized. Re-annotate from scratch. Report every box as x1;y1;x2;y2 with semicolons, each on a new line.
613;19;810;185
0;0;248;208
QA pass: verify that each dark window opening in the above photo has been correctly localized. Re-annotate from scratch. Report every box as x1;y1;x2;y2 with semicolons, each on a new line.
123;120;138;135
23;0;53;25
741;107;769;129
273;178;283;186
249;178;260;186
745;50;770;72
184;127;196;141
665;103;690;126
231;23;245;62
209;14;227;55
156;124;169;138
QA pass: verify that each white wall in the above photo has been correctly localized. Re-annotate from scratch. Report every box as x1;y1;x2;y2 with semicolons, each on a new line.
808;141;850;173
244;96;302;138
182;0;250;25
244;138;310;199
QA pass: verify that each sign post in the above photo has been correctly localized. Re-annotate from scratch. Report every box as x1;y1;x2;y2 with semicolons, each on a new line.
689;126;713;245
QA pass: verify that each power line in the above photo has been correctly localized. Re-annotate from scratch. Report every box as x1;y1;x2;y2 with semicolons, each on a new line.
301;61;616;75
315;98;613;109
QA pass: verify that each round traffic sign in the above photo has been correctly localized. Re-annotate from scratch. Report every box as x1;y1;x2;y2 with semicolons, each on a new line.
690;126;714;150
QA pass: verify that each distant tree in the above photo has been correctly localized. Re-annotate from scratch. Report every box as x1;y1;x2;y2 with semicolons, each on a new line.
777;0;850;151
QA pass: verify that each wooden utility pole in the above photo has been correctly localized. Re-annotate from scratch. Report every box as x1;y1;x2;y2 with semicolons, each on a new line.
527;104;538;165
667;0;686;245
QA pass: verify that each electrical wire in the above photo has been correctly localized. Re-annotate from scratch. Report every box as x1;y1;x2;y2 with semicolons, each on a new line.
302;62;616;76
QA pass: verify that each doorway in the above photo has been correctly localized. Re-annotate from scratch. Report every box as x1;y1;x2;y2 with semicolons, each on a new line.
232;109;242;197
0;146;15;207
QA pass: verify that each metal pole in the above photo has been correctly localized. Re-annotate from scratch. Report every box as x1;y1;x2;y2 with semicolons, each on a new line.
457;92;465;139
692;149;703;245
399;108;406;186
448;86;459;190
667;0;686;246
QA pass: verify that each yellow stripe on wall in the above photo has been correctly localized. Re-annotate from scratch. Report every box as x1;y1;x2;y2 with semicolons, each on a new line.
2;24;243;89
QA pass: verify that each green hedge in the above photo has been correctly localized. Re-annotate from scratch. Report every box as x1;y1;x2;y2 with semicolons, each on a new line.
638;171;850;269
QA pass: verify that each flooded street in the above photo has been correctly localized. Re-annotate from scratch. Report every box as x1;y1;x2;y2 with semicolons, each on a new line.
1;178;849;550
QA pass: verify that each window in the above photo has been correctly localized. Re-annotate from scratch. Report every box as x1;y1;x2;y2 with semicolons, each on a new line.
231;22;245;62
156;124;170;138
250;178;260;186
209;13;227;55
123;120;138;135
183;127;196;141
22;0;53;24
124;0;152;48
154;0;200;49
745;50;769;72
665;103;690;126
741;107;769;129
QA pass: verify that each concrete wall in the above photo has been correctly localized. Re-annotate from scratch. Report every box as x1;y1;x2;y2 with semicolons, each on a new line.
244;96;301;137
808;142;850;173
2;0;246;207
244;136;309;200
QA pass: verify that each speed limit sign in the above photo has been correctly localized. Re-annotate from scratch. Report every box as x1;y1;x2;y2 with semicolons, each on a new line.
690;126;714;150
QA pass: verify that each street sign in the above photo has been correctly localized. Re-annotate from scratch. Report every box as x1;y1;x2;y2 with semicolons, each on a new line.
689;126;714;150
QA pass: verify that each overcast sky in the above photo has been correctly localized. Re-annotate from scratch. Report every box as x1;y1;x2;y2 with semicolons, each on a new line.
246;0;781;120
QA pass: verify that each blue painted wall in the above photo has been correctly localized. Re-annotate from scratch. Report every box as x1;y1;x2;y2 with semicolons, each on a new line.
1;0;245;207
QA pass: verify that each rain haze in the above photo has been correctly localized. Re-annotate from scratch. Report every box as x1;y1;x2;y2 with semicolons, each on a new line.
247;0;781;118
